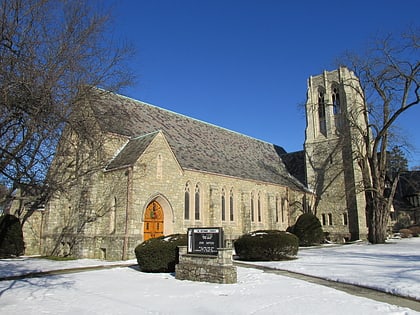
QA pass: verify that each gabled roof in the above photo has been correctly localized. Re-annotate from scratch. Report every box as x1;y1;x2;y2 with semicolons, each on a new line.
89;90;307;191
105;131;159;171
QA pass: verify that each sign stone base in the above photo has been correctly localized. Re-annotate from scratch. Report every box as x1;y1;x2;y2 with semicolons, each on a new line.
175;246;237;284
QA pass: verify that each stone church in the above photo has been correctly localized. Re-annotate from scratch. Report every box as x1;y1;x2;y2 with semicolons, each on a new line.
38;67;368;260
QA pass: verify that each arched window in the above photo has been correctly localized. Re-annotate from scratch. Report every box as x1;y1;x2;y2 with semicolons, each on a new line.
318;88;327;136
194;184;200;220
332;86;340;114
229;189;234;221
275;196;279;223
257;192;262;222
184;183;190;220
221;188;226;221
251;192;255;222
332;85;341;130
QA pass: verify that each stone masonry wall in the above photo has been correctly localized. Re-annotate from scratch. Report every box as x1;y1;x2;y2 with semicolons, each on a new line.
175;246;237;284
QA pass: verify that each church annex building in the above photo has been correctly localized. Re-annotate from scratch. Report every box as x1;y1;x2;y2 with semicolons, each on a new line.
36;67;369;260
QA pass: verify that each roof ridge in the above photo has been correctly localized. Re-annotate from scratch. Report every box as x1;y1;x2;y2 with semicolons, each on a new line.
109;91;286;150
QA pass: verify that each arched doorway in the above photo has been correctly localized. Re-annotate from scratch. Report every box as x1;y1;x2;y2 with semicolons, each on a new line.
143;200;164;241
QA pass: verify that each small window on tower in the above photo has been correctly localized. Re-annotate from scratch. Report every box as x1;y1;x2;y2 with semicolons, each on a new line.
343;213;348;225
332;85;341;130
332;86;340;114
328;213;333;225
318;89;327;136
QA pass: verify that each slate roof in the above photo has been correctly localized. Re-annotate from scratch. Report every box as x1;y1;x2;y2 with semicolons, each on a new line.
90;90;307;191
280;150;306;186
105;132;158;170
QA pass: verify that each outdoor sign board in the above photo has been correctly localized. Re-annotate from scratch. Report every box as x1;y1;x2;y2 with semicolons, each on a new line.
187;227;223;255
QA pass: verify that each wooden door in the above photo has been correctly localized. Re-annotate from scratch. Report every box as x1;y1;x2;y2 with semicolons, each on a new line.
143;201;164;241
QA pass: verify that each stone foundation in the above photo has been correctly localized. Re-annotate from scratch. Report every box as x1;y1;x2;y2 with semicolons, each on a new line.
175;246;237;284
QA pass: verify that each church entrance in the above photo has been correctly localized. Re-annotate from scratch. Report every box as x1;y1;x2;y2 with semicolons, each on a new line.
143;200;164;241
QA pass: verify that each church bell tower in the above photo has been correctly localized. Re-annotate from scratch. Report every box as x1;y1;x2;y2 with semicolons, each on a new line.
304;67;367;241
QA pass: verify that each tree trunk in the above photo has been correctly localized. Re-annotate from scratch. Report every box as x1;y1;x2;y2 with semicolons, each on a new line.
366;192;389;244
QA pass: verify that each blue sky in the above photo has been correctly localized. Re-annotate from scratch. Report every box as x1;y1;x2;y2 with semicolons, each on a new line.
110;0;420;167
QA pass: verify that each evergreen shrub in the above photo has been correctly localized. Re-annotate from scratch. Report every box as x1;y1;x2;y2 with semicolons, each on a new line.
399;228;413;238
134;234;187;272
408;226;420;237
288;213;324;246
234;230;298;261
0;214;25;258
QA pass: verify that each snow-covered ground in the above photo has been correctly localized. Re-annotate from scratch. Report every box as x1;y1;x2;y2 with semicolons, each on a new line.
0;237;419;314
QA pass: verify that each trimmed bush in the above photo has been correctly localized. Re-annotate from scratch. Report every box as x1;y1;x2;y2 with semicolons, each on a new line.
234;230;298;261
408;226;420;237
289;213;324;246
0;214;25;258
134;234;187;273
399;228;413;238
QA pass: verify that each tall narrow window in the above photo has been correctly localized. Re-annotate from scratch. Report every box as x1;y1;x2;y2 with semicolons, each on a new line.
321;213;327;226
332;86;341;130
318;89;327;136
328;213;333;225
343;212;348;225
275;196;279;223
195;184;200;220
157;154;163;179
109;197;117;234
257;193;262;222
229;189;234;221
221;189;226;221
332;86;340;114
251;193;255;222
184;183;190;220
281;198;286;223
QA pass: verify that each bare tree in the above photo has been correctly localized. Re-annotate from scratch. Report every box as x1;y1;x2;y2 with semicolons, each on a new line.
339;28;420;243
0;0;134;222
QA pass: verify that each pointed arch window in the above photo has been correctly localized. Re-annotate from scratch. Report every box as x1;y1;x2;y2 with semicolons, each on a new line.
251;192;255;222
184;183;190;220
257;192;262;222
194;184;200;220
332;86;340;114
275;196;279;223
318;88;327;136
221;188;226;221
229;189;234;221
332;85;341;130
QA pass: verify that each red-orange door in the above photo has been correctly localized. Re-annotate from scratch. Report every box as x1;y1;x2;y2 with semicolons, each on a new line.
143;201;164;241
